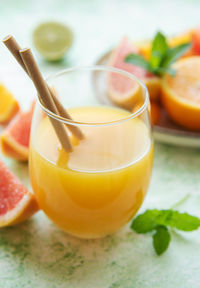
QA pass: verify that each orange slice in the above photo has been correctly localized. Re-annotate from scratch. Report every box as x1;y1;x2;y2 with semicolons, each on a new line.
0;159;39;227
161;56;200;130
108;37;161;109
0;84;20;125
0;102;35;161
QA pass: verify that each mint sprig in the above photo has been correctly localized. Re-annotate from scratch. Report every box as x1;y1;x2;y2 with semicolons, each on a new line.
125;31;191;76
131;209;200;255
153;225;171;256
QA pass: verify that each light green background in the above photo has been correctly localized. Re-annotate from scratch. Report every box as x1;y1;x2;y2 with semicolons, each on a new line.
0;0;200;287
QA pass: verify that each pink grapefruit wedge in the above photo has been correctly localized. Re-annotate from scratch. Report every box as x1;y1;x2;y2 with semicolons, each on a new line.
0;102;35;161
0;159;39;227
108;37;161;109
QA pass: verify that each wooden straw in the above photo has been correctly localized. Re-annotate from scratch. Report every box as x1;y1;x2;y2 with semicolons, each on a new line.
48;88;84;140
3;35;84;140
19;48;73;152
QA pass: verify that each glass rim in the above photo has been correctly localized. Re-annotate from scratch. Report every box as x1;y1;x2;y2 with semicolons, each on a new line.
38;65;149;127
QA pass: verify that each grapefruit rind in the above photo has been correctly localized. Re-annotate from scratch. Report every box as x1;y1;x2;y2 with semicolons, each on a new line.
0;103;35;161
0;193;39;227
0;159;39;228
0;132;29;161
107;78;142;109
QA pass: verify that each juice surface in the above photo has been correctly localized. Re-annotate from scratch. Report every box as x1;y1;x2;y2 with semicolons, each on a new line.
30;106;153;238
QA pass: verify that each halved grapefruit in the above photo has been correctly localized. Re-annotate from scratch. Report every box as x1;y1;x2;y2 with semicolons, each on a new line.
0;159;39;227
0;102;35;161
107;37;161;109
161;56;200;130
0;84;20;125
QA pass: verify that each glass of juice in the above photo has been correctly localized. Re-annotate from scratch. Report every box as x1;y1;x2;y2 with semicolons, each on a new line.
29;66;153;239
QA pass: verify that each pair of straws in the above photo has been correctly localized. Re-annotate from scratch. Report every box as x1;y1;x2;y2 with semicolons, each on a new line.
3;35;84;153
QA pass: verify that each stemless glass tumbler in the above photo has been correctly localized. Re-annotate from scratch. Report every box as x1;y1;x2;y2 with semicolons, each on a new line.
29;66;153;239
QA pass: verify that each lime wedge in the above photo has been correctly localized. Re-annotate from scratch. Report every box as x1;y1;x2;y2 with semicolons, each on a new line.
33;21;73;61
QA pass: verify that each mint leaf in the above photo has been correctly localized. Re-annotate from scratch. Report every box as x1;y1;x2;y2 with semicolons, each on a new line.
124;31;191;77
131;205;200;256
131;210;161;233
125;54;151;71
152;66;176;77
159;211;200;231
162;42;191;67
153;225;171;255
150;31;168;68
131;209;200;234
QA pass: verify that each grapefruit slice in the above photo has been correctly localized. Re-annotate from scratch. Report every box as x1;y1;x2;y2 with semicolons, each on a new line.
107;37;160;109
0;159;39;227
161;56;200;130
0;84;20;125
0;102;35;161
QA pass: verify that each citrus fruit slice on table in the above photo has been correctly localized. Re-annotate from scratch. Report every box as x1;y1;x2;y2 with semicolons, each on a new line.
107;37;161;109
161;56;200;131
0;159;39;227
0;84;19;125
0;102;35;161
33;21;73;61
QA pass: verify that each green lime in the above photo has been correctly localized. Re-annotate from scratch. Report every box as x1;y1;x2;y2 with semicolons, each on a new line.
33;21;73;61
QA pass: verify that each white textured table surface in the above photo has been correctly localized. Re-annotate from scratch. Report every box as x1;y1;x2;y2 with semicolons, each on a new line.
0;1;200;287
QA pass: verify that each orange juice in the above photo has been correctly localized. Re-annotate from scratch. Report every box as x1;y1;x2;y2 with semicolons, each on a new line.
30;106;153;238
